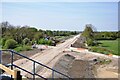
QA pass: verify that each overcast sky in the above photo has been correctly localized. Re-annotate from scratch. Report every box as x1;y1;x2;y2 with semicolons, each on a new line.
1;1;119;31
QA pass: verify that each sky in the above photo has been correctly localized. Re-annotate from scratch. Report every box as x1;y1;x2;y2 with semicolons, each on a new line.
1;1;119;31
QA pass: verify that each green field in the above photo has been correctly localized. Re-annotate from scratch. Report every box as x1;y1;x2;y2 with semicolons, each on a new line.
98;39;119;55
90;39;119;56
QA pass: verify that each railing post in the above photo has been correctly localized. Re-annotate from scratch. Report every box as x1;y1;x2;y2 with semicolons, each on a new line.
10;50;14;79
0;50;2;63
52;70;54;80
33;61;35;80
11;50;14;70
0;50;2;75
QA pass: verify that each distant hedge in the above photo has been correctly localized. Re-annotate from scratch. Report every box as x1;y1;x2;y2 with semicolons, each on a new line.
95;38;117;40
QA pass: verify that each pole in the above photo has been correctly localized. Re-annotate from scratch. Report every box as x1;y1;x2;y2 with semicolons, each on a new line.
0;50;2;75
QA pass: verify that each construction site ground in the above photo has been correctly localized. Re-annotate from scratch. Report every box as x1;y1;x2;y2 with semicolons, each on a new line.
1;35;119;79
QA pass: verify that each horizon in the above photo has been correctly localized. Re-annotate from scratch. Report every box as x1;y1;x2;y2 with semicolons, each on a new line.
1;21;119;32
1;2;119;31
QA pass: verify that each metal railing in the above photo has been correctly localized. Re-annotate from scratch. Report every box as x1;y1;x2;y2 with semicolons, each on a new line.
0;49;72;80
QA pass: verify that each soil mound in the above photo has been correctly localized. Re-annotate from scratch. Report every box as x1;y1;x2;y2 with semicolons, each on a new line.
53;53;97;78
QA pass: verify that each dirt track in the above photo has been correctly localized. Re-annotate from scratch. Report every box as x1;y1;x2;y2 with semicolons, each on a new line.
13;34;80;78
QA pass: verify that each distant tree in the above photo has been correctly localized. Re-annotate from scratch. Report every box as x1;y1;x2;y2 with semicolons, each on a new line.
0;21;79;48
116;31;119;38
28;27;38;32
22;38;30;45
34;32;43;41
1;21;11;28
0;38;6;47
46;30;53;36
82;24;94;39
81;24;95;46
4;39;17;49
86;39;93;46
38;38;46;44
94;32;118;40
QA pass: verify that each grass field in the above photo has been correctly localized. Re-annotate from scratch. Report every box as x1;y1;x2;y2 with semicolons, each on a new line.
98;39;119;55
89;39;119;56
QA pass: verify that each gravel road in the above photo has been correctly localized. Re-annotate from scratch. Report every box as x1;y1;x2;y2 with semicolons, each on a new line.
13;34;80;78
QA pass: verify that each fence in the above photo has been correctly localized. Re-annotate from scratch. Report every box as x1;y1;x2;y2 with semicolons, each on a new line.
0;49;72;80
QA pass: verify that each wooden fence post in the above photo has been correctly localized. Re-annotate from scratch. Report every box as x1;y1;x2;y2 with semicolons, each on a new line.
0;64;22;80
13;69;22;80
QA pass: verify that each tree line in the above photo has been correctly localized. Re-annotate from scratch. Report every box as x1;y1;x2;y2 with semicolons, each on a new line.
81;24;119;46
0;21;78;49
